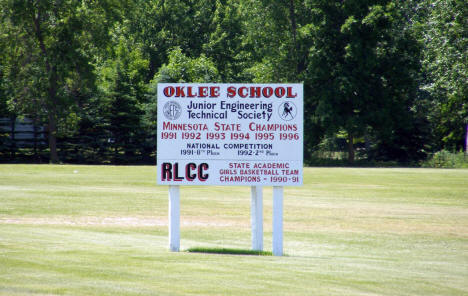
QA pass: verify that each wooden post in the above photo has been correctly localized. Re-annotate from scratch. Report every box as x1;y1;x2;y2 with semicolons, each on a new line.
169;185;180;251
272;186;283;256
251;186;263;251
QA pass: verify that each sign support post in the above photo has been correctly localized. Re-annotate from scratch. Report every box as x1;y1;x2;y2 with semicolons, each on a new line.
272;186;283;256
251;186;263;251
169;185;180;252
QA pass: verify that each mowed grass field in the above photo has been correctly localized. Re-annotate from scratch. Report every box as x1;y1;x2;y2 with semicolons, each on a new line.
0;165;467;296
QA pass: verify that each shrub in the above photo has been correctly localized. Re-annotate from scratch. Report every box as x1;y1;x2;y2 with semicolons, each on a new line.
422;150;468;168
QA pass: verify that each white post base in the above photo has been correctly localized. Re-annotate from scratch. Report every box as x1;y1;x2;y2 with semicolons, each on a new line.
169;185;180;252
272;186;283;256
251;186;263;251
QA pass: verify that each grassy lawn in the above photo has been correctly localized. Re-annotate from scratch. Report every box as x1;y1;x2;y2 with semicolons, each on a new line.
0;165;467;295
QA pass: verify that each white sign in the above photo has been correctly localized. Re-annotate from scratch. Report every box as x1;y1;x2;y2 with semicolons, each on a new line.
157;83;303;186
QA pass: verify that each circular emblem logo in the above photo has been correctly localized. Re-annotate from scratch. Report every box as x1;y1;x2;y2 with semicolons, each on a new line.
278;101;297;121
163;101;182;120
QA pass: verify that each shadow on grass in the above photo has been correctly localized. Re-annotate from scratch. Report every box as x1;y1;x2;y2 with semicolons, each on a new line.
186;247;272;256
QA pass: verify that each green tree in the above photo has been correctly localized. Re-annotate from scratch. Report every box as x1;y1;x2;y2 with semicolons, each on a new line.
153;47;220;83
3;0;121;162
305;0;423;163
417;0;468;151
241;0;308;82
126;0;216;80
98;37;149;163
203;0;245;81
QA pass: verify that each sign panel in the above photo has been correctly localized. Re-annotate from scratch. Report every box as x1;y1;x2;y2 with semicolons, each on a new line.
157;83;303;186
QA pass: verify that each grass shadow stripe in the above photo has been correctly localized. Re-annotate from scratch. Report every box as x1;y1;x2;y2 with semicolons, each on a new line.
186;247;272;256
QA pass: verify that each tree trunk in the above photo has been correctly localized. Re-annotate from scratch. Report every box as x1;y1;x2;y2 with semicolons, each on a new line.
33;118;38;161
33;8;59;163
10;115;16;159
288;0;299;74
347;133;355;164
47;66;60;163
47;109;59;163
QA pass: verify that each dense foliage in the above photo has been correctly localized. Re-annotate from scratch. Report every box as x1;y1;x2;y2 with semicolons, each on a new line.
0;0;466;164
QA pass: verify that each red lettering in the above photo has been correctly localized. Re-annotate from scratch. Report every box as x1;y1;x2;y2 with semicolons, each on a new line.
286;87;297;98
163;86;174;97
262;87;273;98
275;87;286;98
239;87;248;98
166;85;295;99
187;86;196;97
210;86;220;98
199;86;208;97
249;87;261;98
175;86;185;97
227;86;236;98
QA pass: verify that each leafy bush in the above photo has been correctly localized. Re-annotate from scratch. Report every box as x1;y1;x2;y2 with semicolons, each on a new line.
422;150;468;168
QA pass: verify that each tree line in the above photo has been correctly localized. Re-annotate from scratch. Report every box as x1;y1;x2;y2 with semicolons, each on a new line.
0;0;466;164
